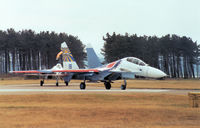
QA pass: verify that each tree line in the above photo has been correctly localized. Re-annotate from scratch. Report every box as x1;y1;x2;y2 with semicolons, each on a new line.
102;33;200;78
1;29;199;78
0;28;86;74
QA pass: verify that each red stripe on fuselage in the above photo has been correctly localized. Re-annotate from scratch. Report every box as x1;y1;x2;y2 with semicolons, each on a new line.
11;70;41;73
106;61;116;68
52;69;99;73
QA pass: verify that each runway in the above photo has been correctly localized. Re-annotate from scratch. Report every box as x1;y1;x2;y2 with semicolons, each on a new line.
0;83;199;95
0;88;169;92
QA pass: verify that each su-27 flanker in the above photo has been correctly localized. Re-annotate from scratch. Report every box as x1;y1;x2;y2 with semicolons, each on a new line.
10;42;167;90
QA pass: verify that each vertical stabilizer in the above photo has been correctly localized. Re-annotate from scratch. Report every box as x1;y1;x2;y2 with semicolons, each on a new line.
86;44;102;68
61;42;79;69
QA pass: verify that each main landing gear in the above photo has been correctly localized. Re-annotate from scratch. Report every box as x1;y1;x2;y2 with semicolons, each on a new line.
80;78;86;90
40;79;44;86
65;81;68;86
104;79;127;90
78;79;127;90
80;82;86;89
104;82;111;90
40;77;60;86
121;79;127;90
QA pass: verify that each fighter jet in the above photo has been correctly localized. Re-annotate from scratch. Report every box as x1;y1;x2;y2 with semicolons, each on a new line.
10;42;167;90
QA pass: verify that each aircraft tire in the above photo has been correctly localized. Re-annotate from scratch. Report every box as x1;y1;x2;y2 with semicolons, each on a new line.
80;82;86;89
157;77;165;80
121;85;126;90
65;82;68;86
56;82;59;86
104;82;111;90
40;81;44;86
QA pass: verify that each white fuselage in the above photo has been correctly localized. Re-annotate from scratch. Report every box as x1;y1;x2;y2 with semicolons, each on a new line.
108;57;167;79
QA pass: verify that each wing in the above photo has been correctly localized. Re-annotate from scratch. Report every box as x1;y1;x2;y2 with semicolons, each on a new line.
10;70;42;74
52;69;99;73
10;69;99;74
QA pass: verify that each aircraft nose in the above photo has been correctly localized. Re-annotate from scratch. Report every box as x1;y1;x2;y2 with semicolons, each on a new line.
158;70;167;78
148;67;167;78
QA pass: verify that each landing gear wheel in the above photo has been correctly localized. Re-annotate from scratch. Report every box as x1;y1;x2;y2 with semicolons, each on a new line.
56;82;59;86
40;80;44;86
80;82;86;90
65;82;68;86
121;85;126;90
104;82;111;90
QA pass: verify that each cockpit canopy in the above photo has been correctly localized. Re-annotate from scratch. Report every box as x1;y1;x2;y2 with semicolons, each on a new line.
126;57;146;66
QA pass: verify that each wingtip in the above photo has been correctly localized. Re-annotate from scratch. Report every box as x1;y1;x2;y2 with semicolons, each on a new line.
9;71;13;73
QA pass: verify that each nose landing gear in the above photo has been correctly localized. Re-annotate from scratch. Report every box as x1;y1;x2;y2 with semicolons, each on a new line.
121;79;127;90
56;77;59;86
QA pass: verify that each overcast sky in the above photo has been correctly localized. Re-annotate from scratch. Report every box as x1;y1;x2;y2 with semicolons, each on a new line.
0;0;199;54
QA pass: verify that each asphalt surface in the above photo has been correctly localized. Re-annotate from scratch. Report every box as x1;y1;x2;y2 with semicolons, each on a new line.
0;83;199;95
0;88;169;92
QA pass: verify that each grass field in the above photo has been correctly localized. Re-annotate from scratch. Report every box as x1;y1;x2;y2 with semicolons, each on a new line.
0;93;200;128
0;79;200;128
